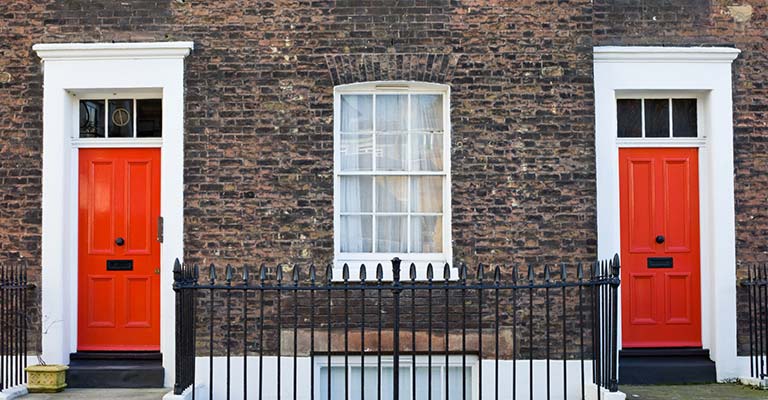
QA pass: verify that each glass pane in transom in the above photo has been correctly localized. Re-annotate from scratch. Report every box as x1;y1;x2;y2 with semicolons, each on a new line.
672;98;697;138
617;99;642;138
108;99;133;138
644;99;670;138
79;100;105;138
136;99;162;138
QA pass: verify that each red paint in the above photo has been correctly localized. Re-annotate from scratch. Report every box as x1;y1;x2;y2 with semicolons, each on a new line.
78;148;161;351
619;148;701;348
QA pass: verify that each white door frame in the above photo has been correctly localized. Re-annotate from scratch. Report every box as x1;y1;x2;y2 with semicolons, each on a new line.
33;42;193;387
593;46;742;380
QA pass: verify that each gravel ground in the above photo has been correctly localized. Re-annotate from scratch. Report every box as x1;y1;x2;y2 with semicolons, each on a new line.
622;384;768;400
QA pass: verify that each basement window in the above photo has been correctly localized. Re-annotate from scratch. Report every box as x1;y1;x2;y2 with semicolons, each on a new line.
617;98;698;138
318;356;474;400
79;98;162;138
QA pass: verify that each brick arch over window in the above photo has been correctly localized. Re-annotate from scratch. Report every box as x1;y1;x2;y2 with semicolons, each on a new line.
325;53;463;86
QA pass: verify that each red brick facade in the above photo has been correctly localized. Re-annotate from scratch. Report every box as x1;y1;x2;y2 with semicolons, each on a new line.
0;0;765;355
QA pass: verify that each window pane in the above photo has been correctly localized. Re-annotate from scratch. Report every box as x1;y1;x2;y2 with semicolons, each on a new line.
644;99;670;138
351;367;382;400
340;134;373;171
447;367;472;400
411;133;443;171
379;367;410;400
376;95;407;131
340;216;372;253
340;176;372;212
319;367;346;400
376;134;407;171
376;176;407;212
341;95;373;132
108;99;133;138
415;367;442;400
79;100;105;138
136;99;162;138
617;99;641;138
411;94;443;131
672;98;697;138
411;216;442;253
376;216;407;253
410;177;443;213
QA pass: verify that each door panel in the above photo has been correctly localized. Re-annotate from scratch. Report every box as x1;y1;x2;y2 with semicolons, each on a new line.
627;160;655;253
88;161;117;254
78;148;161;351
620;148;701;348
125;160;153;255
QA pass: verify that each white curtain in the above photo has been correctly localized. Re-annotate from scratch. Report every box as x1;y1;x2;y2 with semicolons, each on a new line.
340;93;443;254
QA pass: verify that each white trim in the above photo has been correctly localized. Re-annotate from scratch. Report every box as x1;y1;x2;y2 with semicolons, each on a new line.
72;138;163;148
34;41;192;388
32;42;193;61
192;356;608;400
594;46;739;380
333;81;453;280
615;138;707;148
594;46;740;63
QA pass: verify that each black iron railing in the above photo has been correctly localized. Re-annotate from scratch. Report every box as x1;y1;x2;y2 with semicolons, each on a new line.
743;264;768;380
0;262;33;392
173;255;621;399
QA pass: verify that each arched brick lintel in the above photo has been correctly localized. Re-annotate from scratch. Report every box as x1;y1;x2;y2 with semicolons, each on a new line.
325;53;463;86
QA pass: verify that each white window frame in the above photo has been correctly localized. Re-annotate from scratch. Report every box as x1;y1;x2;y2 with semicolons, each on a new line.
333;81;452;281
315;355;478;400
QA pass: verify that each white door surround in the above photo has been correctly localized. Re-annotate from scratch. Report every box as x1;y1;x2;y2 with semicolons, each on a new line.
33;42;193;387
593;46;742;380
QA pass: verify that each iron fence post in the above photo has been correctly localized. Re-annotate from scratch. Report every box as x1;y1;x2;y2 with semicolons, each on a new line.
391;257;401;400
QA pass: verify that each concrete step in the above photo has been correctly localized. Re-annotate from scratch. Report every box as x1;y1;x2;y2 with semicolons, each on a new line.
67;352;165;389
619;348;717;385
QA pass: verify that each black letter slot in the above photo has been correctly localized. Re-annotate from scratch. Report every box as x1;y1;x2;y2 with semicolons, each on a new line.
107;259;133;271
647;257;673;269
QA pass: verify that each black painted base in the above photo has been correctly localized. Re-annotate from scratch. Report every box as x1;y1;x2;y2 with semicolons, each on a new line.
619;348;717;385
67;352;165;388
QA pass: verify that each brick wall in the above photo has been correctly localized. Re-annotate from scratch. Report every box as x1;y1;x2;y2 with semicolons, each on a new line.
1;0;765;356
593;0;768;357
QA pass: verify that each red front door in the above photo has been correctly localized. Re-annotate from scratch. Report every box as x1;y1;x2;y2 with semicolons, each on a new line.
78;148;161;351
619;148;701;348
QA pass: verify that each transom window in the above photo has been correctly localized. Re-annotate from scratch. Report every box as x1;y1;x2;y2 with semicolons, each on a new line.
79;98;162;138
617;98;698;138
334;83;450;265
